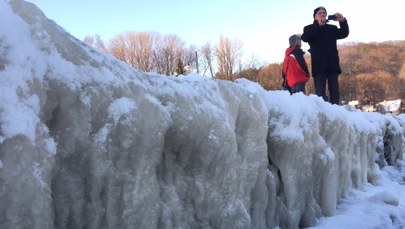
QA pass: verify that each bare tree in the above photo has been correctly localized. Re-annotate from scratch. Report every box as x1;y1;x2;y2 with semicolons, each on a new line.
83;34;107;52
105;32;156;72
375;70;399;100
236;54;262;82
180;45;198;74
340;75;357;102
104;32;195;76
106;33;127;63
153;34;185;75
356;73;385;105
400;63;405;99
257;63;282;90
200;42;215;77
127;32;155;72
215;35;243;80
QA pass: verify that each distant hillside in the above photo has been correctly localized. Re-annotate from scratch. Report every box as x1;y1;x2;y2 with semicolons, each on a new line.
337;40;405;104
339;40;405;77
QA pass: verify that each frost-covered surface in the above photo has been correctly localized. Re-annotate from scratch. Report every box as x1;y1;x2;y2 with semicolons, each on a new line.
0;1;404;229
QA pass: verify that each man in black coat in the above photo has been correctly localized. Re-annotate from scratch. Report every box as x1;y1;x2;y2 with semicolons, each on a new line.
301;6;349;105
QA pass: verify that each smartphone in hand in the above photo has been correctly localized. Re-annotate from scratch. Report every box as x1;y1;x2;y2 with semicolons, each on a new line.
328;15;337;20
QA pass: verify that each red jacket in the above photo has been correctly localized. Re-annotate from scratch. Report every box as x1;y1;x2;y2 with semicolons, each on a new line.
282;47;309;88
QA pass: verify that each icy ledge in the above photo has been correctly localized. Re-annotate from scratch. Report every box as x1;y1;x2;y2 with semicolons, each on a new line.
0;1;404;228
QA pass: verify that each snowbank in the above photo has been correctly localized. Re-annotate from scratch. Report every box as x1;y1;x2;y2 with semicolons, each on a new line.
0;1;404;228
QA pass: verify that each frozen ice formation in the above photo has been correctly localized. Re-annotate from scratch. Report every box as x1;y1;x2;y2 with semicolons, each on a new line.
0;1;404;228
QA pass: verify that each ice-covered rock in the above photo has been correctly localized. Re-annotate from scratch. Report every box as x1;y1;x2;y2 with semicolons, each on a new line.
0;1;404;229
368;191;399;206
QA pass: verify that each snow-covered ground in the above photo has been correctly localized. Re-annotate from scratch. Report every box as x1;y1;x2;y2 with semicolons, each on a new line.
309;160;405;228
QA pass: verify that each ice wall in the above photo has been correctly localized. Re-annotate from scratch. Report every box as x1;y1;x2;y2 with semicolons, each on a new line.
262;94;405;228
0;1;404;229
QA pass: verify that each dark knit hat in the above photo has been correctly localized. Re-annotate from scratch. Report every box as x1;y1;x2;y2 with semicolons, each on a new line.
313;6;327;18
289;34;301;47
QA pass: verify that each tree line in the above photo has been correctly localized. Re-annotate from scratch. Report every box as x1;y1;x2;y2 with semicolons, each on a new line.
338;41;405;105
84;33;405;105
83;32;244;79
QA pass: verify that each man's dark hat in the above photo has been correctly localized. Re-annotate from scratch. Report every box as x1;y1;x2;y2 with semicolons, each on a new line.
313;6;327;18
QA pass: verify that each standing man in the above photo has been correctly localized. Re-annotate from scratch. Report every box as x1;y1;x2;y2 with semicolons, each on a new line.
301;6;349;104
282;34;310;94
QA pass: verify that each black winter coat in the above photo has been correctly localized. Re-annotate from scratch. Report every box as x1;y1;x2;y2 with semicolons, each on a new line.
301;20;349;76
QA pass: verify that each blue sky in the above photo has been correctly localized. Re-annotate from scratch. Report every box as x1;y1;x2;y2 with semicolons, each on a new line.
27;0;404;63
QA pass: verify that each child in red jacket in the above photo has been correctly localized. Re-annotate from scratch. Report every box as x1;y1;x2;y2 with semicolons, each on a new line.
282;34;310;94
